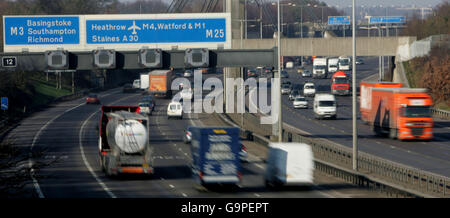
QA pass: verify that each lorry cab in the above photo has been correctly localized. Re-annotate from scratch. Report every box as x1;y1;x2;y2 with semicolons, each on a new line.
313;94;337;119
328;57;339;73
338;56;351;71
331;71;350;95
264;143;314;188
372;88;433;140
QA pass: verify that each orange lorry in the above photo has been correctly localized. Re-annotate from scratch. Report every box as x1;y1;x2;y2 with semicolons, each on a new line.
360;82;433;140
149;70;173;98
331;71;350;95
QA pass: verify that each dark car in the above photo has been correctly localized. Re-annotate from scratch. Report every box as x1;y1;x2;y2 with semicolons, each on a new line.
141;96;156;113
247;69;258;78
123;83;134;93
86;94;100;104
281;70;289;78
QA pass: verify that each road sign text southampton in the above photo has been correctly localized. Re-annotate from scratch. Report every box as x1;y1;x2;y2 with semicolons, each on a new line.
3;13;231;52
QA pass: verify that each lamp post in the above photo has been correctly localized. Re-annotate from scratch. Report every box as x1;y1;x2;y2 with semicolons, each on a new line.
272;2;296;36
352;0;358;171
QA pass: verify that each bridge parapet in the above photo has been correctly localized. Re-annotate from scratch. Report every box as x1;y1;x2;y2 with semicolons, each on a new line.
233;36;416;57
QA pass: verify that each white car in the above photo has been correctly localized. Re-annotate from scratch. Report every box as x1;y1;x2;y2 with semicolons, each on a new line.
303;82;316;97
167;101;183;119
184;70;193;77
293;96;308;109
138;102;152;115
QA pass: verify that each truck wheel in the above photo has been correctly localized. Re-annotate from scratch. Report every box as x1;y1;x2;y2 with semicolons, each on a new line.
389;128;397;139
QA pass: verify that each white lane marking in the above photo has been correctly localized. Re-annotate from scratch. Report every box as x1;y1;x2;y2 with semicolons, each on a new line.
254;164;264;170
78;93;136;198
79;112;116;198
29;100;86;198
182;193;188;197
28;88;122;198
254;193;261;197
169;184;175;188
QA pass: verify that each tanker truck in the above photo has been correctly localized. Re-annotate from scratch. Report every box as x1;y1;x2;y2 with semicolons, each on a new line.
99;106;154;177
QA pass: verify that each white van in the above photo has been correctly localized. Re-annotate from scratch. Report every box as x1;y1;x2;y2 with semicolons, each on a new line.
133;79;140;89
264;143;314;187
286;61;294;69
167;101;183;119
313;94;337;119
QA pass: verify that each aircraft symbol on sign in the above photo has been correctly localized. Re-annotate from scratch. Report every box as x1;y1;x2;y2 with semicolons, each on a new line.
128;20;141;35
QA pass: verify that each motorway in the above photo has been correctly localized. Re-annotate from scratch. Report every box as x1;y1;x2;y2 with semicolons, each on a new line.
269;57;450;177
5;81;385;198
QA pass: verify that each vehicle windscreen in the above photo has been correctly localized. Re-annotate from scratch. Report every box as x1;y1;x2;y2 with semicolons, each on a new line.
170;105;177;110
314;65;326;70
401;106;431;117
319;101;336;107
334;78;349;84
282;85;290;89
139;103;149;107
339;59;350;65
295;97;306;101
88;94;97;98
305;85;314;89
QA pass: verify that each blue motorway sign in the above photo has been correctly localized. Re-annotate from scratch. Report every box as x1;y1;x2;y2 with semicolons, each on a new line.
369;16;406;24
86;18;227;44
328;16;351;25
3;16;80;45
1;97;8;110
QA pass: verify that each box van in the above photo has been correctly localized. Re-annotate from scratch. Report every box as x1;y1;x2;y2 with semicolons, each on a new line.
191;127;242;187
264;143;314;187
313;94;337;119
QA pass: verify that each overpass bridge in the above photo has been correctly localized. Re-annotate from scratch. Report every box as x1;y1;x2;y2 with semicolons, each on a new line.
232;36;416;57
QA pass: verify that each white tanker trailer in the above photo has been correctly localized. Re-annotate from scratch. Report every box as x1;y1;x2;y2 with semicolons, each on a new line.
99;106;154;177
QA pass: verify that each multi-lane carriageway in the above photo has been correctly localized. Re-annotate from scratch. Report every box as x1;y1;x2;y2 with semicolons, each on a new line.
258;57;450;178
4;73;389;198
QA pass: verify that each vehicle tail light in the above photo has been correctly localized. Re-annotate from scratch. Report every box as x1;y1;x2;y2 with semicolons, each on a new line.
237;171;242;180
200;171;203;179
241;144;246;152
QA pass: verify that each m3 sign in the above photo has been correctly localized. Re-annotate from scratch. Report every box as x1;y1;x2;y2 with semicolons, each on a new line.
2;57;17;67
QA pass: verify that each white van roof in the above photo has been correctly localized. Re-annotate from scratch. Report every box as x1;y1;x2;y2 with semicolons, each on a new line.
314;93;335;101
268;142;314;184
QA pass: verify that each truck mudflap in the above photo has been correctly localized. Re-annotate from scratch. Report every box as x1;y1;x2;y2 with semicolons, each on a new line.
118;166;153;174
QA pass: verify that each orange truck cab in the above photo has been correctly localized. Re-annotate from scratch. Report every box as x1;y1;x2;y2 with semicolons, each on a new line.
360;82;433;140
331;71;350;95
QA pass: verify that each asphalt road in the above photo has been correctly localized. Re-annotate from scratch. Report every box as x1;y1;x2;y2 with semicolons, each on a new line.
271;57;450;177
6;83;337;198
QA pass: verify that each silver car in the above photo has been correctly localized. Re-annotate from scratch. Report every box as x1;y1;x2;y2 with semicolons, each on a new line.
293;96;308;109
281;84;291;95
